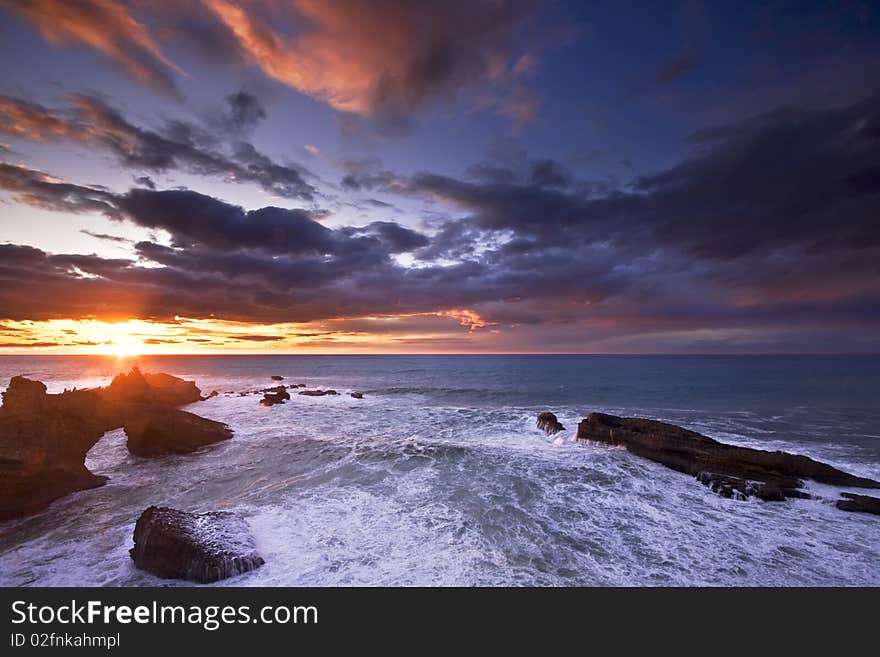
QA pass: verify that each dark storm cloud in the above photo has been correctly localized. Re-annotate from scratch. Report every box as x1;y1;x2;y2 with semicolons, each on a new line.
411;93;880;262
0;162;119;216
209;91;267;137
0;93;315;200
1;92;878;347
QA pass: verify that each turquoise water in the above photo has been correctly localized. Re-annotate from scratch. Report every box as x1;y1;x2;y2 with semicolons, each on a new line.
1;355;878;585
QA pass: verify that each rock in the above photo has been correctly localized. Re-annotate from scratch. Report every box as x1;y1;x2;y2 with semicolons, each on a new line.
270;375;284;381
0;368;230;521
106;367;202;406
202;390;219;400
350;391;364;399
0;377;109;520
130;506;264;583
288;383;307;389
537;412;565;435
299;389;337;396
124;409;232;457
259;386;290;406
576;412;880;502
836;493;880;516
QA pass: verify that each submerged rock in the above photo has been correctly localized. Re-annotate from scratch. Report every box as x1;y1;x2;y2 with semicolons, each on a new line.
259;386;290;406
537;412;565;435
288;383;307;389
270;375;284;381
576;412;879;503
124;409;232;457
836;493;880;516
0;368;230;521
350;391;364;399
299;389;338;397
130;506;264;583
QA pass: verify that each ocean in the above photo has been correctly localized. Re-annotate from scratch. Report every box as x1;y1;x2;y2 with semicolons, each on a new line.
1;354;878;586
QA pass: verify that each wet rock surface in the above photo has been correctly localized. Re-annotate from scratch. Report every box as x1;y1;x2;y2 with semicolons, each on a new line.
0;368;229;520
537;412;565;435
836;492;880;516
576;412;880;503
129;506;264;583
259;386;290;406
299;389;338;396
124;409;233;457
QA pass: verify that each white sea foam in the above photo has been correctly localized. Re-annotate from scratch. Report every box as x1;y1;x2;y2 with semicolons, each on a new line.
1;356;878;586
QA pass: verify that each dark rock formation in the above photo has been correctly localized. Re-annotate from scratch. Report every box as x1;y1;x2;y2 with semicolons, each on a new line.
270;375;284;381
125;410;232;457
537;412;565;435
0;368;229;521
106;369;202;407
350;391;364;399
576;412;880;502
299;389;338;396
130;506;264;583
0;378;109;521
288;383;307;389
836;492;880;516
203;390;219;400
259;386;290;406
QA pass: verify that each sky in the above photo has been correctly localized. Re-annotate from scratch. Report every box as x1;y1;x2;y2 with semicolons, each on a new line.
0;0;878;355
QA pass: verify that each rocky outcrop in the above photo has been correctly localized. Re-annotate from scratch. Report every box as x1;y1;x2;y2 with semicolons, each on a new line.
288;384;306;389
836;493;880;516
0;378;109;520
259;386;290;406
0;367;230;521
270;375;284;381
125;409;232;457
299;389;338;396
537;412;565;435
576;412;880;502
106;369;202;407
130;506;264;583
350;391;364;399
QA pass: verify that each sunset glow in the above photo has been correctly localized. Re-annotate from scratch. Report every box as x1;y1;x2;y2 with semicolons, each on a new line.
0;1;878;354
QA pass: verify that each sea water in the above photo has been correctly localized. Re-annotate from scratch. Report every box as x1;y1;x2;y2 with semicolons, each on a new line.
0;354;878;586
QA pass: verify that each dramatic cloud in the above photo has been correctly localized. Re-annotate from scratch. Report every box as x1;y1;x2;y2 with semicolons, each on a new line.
1;92;878;351
0;0;182;94
0;92;315;200
203;0;532;120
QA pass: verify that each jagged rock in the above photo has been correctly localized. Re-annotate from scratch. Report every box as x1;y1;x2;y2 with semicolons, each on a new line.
270;375;284;381
576;412;879;502
124;409;233;457
0;378;109;520
836;492;880;516
259;386;290;406
130;506;264;583
106;368;202;406
202;390;219;400
350;391;364;399
299;389;337;396
0;368;229;521
537;412;565;435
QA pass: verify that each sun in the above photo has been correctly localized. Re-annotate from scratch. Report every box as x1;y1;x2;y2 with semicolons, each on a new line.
106;337;145;358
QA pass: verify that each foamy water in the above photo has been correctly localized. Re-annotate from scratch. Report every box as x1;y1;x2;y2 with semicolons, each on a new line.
1;355;878;586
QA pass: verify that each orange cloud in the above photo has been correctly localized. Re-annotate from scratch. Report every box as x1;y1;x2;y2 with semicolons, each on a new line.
0;0;183;92
204;0;527;116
